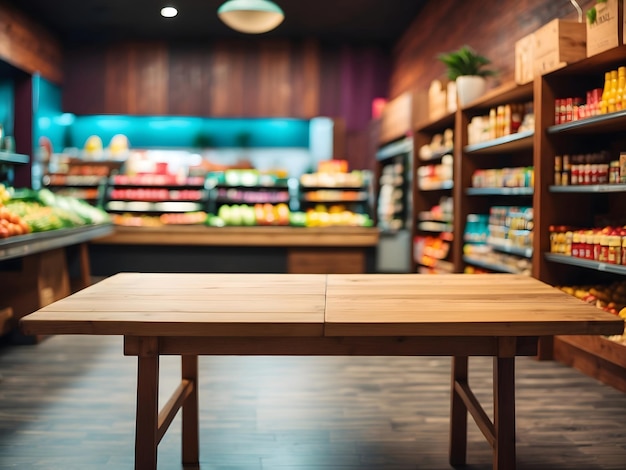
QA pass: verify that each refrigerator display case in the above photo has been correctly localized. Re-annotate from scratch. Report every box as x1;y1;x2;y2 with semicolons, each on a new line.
375;136;413;272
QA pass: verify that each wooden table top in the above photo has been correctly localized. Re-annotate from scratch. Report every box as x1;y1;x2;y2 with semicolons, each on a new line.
20;273;624;338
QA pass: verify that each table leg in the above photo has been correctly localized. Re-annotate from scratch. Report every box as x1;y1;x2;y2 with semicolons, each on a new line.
493;355;516;470
135;338;160;470
449;356;468;466
182;355;199;467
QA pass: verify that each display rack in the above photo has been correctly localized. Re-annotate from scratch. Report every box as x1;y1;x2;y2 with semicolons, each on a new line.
454;81;535;274
42;158;124;205
106;175;208;221
534;47;626;391
412;112;455;273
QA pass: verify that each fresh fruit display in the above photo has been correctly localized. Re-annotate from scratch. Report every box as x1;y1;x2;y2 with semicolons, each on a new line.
112;214;162;227
558;281;626;344
304;204;373;228
211;203;290;226
0;184;12;204
159;211;207;225
0;206;31;238
3;188;110;233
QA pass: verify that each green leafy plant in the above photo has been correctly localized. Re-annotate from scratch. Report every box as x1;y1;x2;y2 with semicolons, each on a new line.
437;45;497;81
587;0;607;24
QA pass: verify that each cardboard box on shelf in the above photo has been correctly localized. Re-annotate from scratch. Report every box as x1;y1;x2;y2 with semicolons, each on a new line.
379;91;413;145
533;19;586;76
428;80;448;121
515;32;535;85
586;0;625;57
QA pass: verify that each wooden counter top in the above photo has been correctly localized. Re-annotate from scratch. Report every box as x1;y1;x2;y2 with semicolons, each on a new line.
92;225;380;247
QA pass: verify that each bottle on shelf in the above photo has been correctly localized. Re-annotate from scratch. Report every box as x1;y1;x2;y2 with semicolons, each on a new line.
601;71;611;114
617;66;625;111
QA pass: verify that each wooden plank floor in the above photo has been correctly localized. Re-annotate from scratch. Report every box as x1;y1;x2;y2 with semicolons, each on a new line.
1;335;625;469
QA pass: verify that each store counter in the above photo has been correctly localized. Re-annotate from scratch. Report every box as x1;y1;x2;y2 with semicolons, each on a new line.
90;225;379;274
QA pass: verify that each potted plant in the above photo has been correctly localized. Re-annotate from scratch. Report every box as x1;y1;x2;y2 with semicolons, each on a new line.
437;45;497;107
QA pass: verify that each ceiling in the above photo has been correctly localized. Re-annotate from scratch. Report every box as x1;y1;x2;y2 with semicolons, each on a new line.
14;0;428;46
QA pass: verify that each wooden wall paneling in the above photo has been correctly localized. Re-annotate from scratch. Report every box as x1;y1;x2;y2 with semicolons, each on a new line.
167;44;212;116
390;0;596;99
105;44;133;114
241;42;260;117
318;46;343;120
257;40;292;117
62;48;106;115
0;2;62;84
104;42;168;115
209;41;246;117
345;130;370;172
290;40;320;118
131;42;169;115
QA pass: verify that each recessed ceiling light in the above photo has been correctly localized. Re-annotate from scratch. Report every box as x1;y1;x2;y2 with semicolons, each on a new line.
161;6;178;18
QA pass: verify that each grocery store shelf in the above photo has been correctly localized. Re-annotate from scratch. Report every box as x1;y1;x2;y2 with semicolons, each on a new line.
417;259;454;273
464;130;534;155
418;211;452;223
300;185;366;191
414;111;455;134
0;223;114;261
547;110;626;135
376;136;413;160
106;201;204;213
488;240;533;258
417;221;453;233
418;181;453;191
466;187;533;196
550;184;626;193
463;255;524;274
302;197;369;204
419;146;453;162
0;151;29;165
545;253;626;275
461;81;533;110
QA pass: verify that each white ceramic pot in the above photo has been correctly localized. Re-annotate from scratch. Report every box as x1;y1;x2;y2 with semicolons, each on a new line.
456;75;487;107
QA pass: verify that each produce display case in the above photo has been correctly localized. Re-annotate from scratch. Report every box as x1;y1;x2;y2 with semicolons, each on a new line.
0;185;113;340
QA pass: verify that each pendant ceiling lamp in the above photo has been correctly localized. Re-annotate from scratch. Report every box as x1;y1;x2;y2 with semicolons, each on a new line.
217;0;284;34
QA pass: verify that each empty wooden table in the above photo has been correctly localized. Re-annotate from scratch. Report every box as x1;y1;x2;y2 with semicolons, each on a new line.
20;273;624;470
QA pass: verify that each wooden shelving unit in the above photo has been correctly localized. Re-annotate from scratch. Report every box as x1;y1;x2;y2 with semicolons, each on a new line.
412;111;456;273
404;49;626;390
453;82;535;274
534;48;626;389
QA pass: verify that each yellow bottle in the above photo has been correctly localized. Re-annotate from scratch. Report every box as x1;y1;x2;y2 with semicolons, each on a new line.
601;71;611;114
608;69;618;114
617;66;625;111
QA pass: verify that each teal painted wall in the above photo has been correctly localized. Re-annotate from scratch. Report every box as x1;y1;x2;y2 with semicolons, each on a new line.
0;80;14;136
